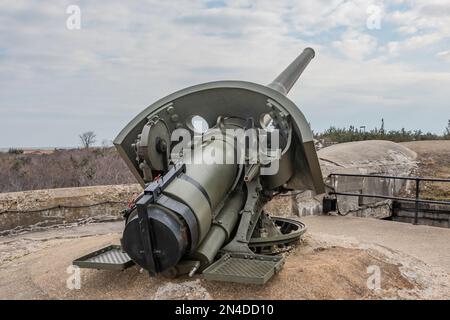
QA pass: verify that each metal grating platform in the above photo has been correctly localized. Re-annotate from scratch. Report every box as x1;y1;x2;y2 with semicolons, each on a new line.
202;253;284;284
73;245;134;270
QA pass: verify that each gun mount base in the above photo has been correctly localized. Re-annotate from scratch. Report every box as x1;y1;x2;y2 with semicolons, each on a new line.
202;253;284;285
249;216;306;254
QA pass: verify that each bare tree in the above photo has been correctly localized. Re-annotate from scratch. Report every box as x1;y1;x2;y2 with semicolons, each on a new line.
79;131;97;149
445;120;450;138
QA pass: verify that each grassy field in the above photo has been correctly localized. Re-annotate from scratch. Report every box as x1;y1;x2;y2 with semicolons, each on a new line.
0;147;135;193
401;140;450;200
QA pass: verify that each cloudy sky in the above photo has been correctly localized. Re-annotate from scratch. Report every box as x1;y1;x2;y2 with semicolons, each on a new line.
1;0;449;147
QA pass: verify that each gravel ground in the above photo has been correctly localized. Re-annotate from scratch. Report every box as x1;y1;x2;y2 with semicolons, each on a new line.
0;217;449;300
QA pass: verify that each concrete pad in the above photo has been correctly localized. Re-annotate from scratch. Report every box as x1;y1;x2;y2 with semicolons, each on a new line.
302;215;450;272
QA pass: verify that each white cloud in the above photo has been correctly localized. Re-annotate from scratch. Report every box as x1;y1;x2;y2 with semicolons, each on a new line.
332;29;378;60
0;0;449;147
382;0;450;61
437;50;450;61
396;25;417;35
387;0;450;36
385;32;443;56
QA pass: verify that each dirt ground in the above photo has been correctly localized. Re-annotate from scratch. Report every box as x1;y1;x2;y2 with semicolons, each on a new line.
1;219;448;300
400;140;450;200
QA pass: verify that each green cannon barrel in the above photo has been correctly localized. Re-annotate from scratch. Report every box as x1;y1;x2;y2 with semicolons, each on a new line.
268;47;315;95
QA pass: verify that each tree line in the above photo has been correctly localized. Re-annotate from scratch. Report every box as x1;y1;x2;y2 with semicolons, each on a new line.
314;119;450;143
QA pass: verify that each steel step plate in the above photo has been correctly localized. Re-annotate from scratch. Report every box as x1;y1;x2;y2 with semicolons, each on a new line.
73;245;134;270
202;253;284;284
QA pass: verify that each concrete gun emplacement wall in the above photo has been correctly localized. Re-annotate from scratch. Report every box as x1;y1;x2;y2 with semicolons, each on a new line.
73;48;325;284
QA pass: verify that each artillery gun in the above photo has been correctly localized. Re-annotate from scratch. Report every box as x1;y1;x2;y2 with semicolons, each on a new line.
73;48;324;284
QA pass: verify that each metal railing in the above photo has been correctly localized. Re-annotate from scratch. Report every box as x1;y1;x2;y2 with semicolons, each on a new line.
327;173;450;224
